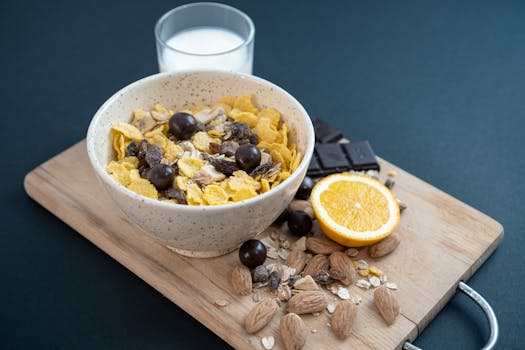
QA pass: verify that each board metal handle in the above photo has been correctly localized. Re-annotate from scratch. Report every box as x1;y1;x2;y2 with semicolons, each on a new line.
403;282;499;350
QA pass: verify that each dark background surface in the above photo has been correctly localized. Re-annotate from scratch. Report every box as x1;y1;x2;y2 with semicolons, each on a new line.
1;0;523;348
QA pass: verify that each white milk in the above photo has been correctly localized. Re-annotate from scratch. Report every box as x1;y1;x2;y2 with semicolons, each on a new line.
160;26;252;74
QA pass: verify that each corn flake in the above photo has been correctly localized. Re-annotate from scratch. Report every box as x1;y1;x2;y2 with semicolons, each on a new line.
175;176;190;191
229;109;258;128
112;122;143;141
232;187;258;201
113;134;127;160
164;140;184;163
177;157;203;178
258;108;281;128
191;131;220;153
107;94;302;206
261;178;271;193
127;178;158;199
228;170;261;192
254;117;279;144
186;183;205;205
203;185;230;205
290;151;302;172
234;95;259;114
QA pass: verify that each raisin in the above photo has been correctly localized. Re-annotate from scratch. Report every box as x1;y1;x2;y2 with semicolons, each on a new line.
164;188;187;204
137;139;148;160
145;143;163;167
210;158;239;176
125;141;139;157
250;162;274;177
252;265;270;283
226;122;253;143
219;141;239;157
313;270;334;285
209;142;221;154
249;134;258;145
269;271;281;293
139;164;150;179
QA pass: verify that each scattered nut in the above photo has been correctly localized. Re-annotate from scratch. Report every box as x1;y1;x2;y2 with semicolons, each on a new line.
280;313;308;350
293;275;319;291
331;301;358;340
306;237;345;255
278;248;290;260
244;298;280;334
329;251;357;286
287;291;328;314
302;254;329;277
369;232;400;258
345;248;359;257
374;286;400;326
285;249;307;275
231;265;252;296
289;199;315;219
291;236;307;251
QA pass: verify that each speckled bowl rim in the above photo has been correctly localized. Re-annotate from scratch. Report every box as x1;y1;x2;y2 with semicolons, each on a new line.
87;70;315;213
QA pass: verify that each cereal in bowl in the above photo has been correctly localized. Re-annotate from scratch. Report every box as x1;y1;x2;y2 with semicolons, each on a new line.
106;95;302;205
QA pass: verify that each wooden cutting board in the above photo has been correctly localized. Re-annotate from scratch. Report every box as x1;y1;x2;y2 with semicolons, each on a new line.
24;140;503;349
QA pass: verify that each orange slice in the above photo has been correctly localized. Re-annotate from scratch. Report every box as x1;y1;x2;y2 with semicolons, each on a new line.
310;173;400;247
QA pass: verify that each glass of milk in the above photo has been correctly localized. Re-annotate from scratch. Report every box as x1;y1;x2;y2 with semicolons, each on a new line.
155;3;255;74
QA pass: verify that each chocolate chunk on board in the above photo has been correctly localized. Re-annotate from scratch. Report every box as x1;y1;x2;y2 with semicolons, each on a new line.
343;141;380;171
307;141;380;177
312;118;344;143
307;143;352;177
315;143;351;169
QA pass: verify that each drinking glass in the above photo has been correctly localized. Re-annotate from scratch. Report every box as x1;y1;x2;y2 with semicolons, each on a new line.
155;2;255;74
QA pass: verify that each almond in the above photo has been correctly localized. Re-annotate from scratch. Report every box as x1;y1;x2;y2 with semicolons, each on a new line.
302;254;329;277
306;237;345;255
285;249;307;274
280;313;308;350
369;232;400;258
287;290;328;314
374;286;400;325
329;251;357;286
331;301;358;340
289;200;314;219
231;264;252;296
244;297;280;333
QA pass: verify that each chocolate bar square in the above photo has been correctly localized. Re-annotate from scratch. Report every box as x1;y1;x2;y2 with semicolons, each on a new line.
308;155;321;172
343;141;380;171
312;118;343;143
315;143;351;169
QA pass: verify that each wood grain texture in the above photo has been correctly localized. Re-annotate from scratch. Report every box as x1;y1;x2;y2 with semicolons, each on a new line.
24;140;503;349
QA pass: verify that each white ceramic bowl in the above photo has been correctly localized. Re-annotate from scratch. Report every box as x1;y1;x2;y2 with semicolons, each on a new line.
87;70;314;257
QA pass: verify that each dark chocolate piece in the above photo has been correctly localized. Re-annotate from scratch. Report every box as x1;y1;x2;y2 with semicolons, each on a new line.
315;143;351;169
312;118;343;143
307;155;321;172
343;141;380;171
